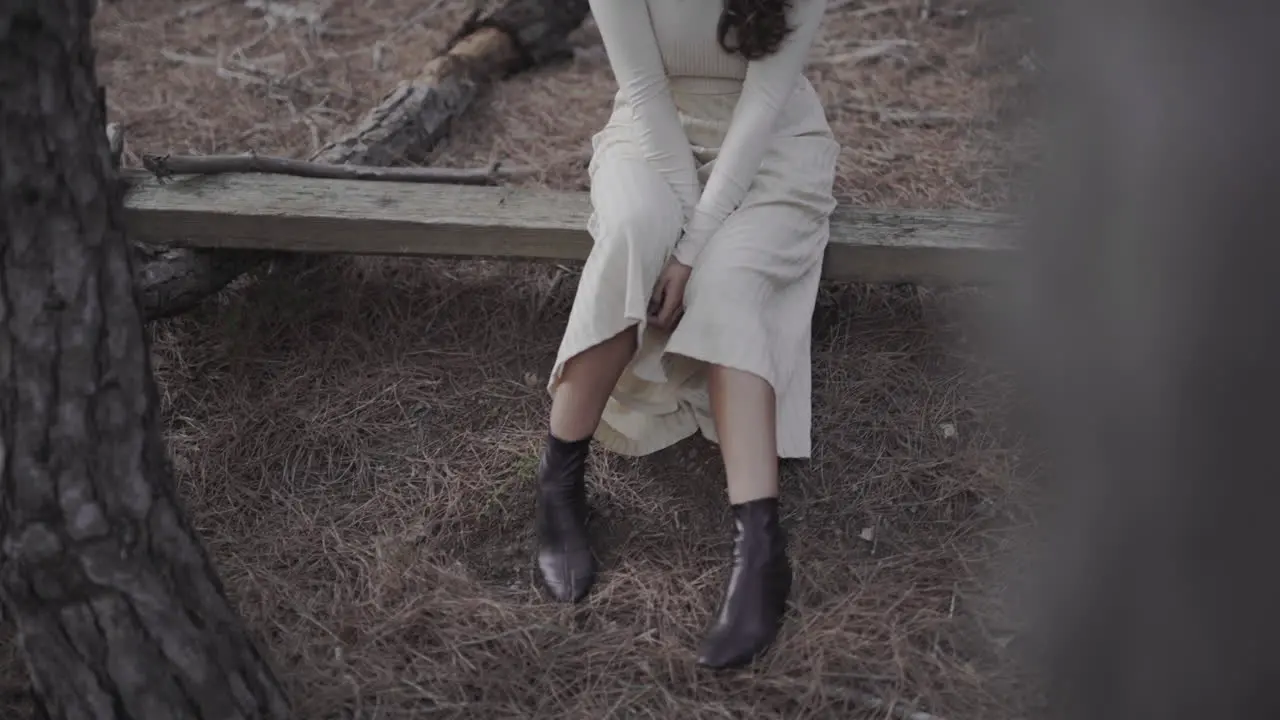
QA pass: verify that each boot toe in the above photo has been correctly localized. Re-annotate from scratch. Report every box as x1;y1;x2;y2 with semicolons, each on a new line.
696;625;777;669
696;647;747;670
537;548;596;603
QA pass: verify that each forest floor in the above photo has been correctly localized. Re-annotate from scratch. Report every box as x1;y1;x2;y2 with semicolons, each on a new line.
2;0;1041;717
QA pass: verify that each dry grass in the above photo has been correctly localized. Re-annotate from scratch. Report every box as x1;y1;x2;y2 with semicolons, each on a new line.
0;0;1043;717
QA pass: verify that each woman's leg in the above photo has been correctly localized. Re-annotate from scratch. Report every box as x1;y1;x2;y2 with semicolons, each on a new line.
536;145;683;603
658;127;832;666
535;331;636;604
549;329;637;442
709;365;780;503
693;368;793;670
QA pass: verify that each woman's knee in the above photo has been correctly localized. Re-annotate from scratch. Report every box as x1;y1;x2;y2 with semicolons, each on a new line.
708;364;776;399
591;202;682;256
589;166;683;256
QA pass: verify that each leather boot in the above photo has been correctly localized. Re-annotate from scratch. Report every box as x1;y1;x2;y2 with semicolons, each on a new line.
534;433;596;603
697;497;792;669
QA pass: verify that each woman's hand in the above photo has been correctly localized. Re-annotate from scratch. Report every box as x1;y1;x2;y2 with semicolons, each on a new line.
648;258;692;331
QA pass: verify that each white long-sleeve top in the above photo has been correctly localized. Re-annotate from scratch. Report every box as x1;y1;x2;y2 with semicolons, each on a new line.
587;0;827;267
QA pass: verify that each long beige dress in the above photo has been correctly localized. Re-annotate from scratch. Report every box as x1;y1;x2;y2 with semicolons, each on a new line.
549;0;839;459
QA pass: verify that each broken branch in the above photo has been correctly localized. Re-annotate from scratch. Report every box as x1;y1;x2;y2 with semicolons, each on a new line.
137;152;537;185
845;104;972;126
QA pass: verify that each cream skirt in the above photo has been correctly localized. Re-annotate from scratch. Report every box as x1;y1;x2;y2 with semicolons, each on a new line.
548;76;840;459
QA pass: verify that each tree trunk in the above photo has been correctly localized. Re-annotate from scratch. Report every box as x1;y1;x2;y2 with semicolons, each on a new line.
136;0;592;321
0;3;290;719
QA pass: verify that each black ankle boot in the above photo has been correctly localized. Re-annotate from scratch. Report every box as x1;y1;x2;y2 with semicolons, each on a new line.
697;497;792;669
534;433;596;603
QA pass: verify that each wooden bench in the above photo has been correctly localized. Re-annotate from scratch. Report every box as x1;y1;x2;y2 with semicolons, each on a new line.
122;173;1017;285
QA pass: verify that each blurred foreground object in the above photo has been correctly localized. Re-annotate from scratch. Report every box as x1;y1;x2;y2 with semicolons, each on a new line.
1014;0;1280;718
0;2;290;717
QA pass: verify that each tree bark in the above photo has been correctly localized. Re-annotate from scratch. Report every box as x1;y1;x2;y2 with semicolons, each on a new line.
136;0;592;321
0;3;291;718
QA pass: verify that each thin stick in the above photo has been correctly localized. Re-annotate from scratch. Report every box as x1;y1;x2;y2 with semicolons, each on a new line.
829;0;908;18
139;152;539;186
758;679;947;720
848;691;946;720
534;266;570;318
844;104;971;126
821;39;916;65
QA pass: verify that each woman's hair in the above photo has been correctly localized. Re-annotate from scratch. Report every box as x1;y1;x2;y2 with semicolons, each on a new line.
717;0;794;60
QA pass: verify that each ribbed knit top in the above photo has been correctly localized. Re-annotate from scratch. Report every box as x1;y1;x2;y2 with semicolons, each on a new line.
588;0;828;267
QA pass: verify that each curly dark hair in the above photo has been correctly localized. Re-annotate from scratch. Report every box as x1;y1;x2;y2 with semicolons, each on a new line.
717;0;794;60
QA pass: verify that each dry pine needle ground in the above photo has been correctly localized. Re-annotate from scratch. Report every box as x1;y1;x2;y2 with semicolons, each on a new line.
0;0;1041;717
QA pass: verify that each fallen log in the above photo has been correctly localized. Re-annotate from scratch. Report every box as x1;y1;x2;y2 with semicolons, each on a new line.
135;0;591;321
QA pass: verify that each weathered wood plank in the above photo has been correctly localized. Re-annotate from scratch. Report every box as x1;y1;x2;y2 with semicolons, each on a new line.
123;173;1017;284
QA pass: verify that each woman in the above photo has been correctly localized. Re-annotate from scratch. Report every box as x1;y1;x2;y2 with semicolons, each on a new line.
535;0;838;669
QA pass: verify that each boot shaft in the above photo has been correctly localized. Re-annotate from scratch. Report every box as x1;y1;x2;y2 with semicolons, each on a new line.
730;497;788;562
